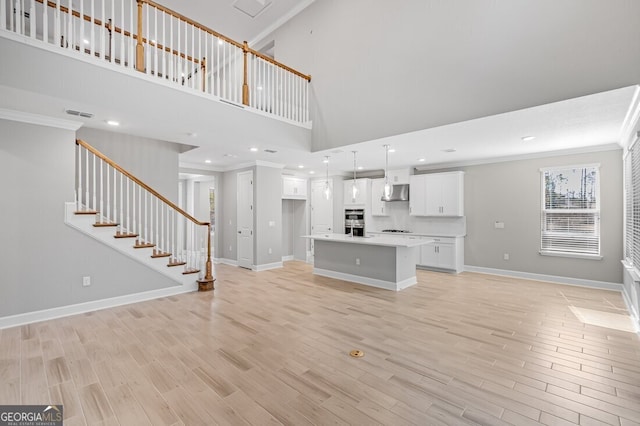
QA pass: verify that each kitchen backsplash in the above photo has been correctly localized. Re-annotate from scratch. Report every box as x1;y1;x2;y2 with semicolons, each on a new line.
368;201;466;236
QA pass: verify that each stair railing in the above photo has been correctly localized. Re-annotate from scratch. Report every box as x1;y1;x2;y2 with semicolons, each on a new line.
0;0;311;124
75;138;214;290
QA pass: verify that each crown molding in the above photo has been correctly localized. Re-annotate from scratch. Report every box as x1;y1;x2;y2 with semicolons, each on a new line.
0;108;83;131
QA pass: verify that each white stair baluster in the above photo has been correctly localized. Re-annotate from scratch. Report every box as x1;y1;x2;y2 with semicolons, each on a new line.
152;6;157;76
100;0;104;59
106;164;110;222
66;0;72;50
215;37;220;96
89;0;94;57
144;190;148;243
128;0;133;67
131;182;136;235
99;158;103;222
168;14;173;82
54;0;60;47
119;172;123;232
0;0;6;31
92;152;96;210
77;144;82;210
155;196;159;251
41;0;47;42
84;147;89;210
161;10;165;79
109;0;114;62
126;176;130;232
79;0;83;48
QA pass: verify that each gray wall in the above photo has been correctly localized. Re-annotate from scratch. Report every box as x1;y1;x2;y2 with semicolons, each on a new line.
264;0;640;151
77;127;181;203
255;166;284;266
0;119;179;318
427;149;623;284
282;200;294;257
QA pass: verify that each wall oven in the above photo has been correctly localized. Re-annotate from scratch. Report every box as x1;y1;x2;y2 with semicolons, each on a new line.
345;209;365;236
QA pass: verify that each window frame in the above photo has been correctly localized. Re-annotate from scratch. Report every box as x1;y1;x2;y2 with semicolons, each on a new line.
539;163;602;260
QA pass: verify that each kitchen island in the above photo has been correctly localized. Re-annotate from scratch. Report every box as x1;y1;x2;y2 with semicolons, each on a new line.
303;234;432;291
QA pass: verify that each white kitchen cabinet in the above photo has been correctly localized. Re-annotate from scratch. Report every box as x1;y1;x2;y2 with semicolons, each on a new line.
409;175;426;216
387;168;410;185
370;178;388;216
282;176;307;199
418;236;464;273
344;178;369;206
410;171;464;216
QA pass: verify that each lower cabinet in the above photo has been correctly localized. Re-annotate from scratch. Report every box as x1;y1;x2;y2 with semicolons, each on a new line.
418;236;464;273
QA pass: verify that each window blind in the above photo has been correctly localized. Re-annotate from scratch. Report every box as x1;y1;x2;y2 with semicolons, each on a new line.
541;166;600;256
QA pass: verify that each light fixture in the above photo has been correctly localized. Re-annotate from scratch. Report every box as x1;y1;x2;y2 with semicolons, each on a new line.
521;136;536;141
250;147;258;152
418;158;426;162
388;148;396;153
383;144;392;199
106;120;119;126
205;159;212;164
309;171;315;174
351;151;359;201
298;164;304;169
323;156;331;200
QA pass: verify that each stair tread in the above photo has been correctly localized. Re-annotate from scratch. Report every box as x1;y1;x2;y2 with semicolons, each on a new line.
114;232;138;238
93;222;118;227
75;210;99;215
167;261;187;267
182;268;200;275
151;251;171;258
133;242;155;248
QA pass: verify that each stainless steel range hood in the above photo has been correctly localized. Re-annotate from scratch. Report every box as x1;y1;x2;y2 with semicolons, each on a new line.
381;184;409;202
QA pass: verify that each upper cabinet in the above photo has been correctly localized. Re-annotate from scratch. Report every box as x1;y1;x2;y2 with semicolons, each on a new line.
282;176;307;200
370;178;388;216
387;168;410;185
410;171;464;216
344;178;369;206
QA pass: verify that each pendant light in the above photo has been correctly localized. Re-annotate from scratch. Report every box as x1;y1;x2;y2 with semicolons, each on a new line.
383;144;392;199
323;156;331;200
351;151;359;201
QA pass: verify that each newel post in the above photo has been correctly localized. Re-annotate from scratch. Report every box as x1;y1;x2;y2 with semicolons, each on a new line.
135;0;145;72
197;223;215;291
242;41;249;106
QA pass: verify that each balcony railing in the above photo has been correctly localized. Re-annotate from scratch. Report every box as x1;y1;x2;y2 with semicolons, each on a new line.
1;0;311;124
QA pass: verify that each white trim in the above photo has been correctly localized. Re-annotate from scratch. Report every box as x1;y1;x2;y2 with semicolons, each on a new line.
218;258;239;267
464;265;623;292
254;261;283;271
313;268;416;291
0;108;83;131
539;163;600;172
282;255;295;261
539;251;603;260
0;283;196;330
413;144;621;172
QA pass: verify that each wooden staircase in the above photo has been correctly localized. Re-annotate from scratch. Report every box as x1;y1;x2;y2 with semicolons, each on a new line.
71;139;215;291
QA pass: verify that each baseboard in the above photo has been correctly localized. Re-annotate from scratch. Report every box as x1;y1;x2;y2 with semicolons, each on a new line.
218;258;238;267
282;255;295;261
254;261;283;272
0;283;197;330
464;265;624;292
313;268;416;291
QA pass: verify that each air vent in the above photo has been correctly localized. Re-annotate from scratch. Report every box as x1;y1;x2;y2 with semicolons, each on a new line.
65;109;94;118
264;149;277;154
233;0;272;18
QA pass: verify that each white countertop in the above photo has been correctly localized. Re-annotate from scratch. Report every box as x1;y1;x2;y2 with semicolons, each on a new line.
367;231;466;238
302;233;432;248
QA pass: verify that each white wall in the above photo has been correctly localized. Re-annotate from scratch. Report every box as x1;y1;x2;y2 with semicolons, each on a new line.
0;119;179;318
77;128;181;202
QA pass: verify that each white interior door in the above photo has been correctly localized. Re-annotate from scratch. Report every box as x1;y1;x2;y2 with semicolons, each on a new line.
311;180;333;234
237;171;254;269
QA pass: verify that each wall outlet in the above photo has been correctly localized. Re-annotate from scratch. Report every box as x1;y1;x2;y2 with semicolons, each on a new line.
82;276;91;287
503;253;509;260
355;258;360;266
495;221;505;229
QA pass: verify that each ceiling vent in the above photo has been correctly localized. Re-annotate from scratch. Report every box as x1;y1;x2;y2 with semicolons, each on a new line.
264;149;277;154
233;0;272;18
65;109;94;118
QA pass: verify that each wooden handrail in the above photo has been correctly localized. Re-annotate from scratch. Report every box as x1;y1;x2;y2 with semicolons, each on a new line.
139;0;311;81
76;139;207;227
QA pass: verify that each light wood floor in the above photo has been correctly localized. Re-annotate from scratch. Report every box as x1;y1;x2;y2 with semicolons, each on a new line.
1;262;640;425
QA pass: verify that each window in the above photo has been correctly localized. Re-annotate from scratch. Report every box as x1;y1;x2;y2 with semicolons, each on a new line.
540;165;600;258
625;135;640;267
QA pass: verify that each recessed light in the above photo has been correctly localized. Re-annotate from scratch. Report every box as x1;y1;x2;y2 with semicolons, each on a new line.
205;160;212;164
309;171;315;174
521;136;536;141
250;147;258;152
298;165;304;169
418;158;426;162
357;166;363;170
322;158;329;164
388;148;396;153
106;120;119;126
